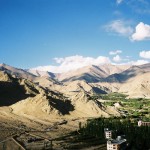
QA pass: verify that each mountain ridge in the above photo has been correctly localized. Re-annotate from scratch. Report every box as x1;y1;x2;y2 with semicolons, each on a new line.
0;64;120;118
1;62;150;119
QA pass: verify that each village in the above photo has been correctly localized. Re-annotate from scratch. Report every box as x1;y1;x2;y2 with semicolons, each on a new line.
105;120;150;150
0;119;149;150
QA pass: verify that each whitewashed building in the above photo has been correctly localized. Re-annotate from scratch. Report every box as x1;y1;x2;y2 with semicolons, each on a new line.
104;128;112;139
138;120;150;127
107;136;127;150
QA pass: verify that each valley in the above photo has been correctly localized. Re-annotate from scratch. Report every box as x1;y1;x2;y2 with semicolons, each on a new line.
0;63;150;149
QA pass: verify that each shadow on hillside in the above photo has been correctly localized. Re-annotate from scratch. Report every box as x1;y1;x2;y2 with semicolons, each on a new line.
103;66;147;83
62;73;101;83
49;98;74;115
103;73;135;83
0;81;33;106
92;87;107;94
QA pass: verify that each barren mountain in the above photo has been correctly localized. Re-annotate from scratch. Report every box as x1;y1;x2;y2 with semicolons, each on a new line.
0;70;74;116
119;72;150;98
0;63;61;91
1;62;150;120
99;63;150;98
68;89;120;117
0;71;39;106
11;92;74;117
104;63;150;83
58;80;108;96
57;64;130;82
0;63;36;80
0;69;118;118
28;69;56;78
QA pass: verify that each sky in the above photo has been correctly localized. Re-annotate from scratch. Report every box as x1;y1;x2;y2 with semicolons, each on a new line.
0;0;150;73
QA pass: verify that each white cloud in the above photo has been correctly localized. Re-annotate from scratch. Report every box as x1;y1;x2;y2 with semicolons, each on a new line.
109;50;122;55
113;59;149;66
104;20;133;36
131;22;150;41
139;50;150;59
113;55;122;62
116;0;123;4
132;59;149;65
31;54;150;73
31;53;150;73
31;55;111;73
54;57;64;63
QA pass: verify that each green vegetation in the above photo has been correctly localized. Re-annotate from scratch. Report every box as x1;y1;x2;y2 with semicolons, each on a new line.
90;92;127;101
79;118;150;150
90;92;150;119
53;92;150;149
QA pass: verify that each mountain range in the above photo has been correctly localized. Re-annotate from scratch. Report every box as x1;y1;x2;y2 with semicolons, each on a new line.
0;63;150;119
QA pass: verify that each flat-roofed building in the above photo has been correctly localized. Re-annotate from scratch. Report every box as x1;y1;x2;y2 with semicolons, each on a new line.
138;120;150;127
107;136;127;150
104;128;112;139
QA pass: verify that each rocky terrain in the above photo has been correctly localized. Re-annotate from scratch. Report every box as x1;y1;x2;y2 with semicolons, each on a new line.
0;63;150;149
0;63;123;118
1;63;150;119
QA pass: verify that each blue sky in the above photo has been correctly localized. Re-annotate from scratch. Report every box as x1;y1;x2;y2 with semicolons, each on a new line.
0;0;150;72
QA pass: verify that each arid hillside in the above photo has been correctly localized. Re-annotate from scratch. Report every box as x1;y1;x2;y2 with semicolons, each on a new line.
0;63;150;121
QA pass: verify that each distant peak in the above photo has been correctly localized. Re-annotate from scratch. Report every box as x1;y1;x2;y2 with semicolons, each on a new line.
0;63;9;67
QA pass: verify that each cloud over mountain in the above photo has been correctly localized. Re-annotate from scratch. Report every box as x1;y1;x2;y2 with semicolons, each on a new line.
113;55;122;62
132;59;149;65
30;52;150;73
31;55;111;73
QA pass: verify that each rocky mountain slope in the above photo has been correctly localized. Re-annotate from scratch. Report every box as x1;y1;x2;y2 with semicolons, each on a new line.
1;62;150;120
0;71;39;106
118;72;150;98
103;64;149;83
57;64;130;82
0;63;61;90
98;63;150;98
0;70;73;116
0;65;119;118
27;69;56;78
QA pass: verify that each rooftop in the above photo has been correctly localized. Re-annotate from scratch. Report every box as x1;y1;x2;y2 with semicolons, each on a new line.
107;136;126;145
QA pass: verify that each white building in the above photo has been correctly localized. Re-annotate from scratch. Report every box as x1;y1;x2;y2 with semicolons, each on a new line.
107;136;127;150
104;128;112;139
138;120;150;127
